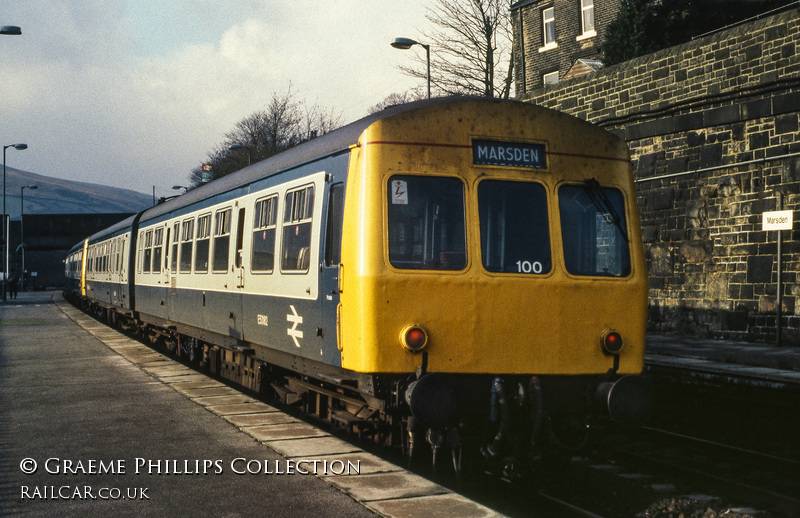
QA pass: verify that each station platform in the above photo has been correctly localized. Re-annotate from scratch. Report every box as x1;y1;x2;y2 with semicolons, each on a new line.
645;333;800;391
0;291;500;517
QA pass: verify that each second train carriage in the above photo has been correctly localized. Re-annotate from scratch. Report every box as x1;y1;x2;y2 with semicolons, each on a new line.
66;97;651;473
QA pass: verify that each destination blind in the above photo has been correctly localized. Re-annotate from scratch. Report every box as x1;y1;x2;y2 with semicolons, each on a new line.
472;139;547;169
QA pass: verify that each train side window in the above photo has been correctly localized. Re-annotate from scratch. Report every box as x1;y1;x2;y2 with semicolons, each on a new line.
171;222;179;272
212;208;231;272
153;228;163;273
252;196;277;272
281;185;314;273
143;231;153;273
325;183;344;267
387;175;466;270
478;180;551;274
195;214;211;273
180;218;194;273
558;184;631;277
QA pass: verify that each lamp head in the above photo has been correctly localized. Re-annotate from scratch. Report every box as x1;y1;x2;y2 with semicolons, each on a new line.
391;37;417;50
13;144;27;150
1;26;22;35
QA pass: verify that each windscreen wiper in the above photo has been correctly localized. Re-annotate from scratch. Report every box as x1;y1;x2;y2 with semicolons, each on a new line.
583;178;629;244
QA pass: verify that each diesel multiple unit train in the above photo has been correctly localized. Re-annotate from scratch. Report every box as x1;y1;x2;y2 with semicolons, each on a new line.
65;97;651;477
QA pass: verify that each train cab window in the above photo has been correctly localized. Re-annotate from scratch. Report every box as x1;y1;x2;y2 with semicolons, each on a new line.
387;175;466;270
180;218;194;273
213;208;231;272
195;214;211;273
478;180;551;274
153;228;163;273
252;196;278;272
281;186;314;273
171;222;179;272
558;184;631;277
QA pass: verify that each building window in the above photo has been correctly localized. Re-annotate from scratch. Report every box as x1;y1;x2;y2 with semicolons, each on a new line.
542;7;556;47
581;0;595;34
543;71;559;84
577;0;596;40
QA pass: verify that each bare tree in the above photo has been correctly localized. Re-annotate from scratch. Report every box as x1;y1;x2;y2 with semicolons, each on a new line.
400;0;514;98
368;91;425;114
190;88;341;184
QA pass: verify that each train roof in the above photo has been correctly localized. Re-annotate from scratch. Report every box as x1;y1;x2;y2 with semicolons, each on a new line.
78;96;608;246
140;96;498;223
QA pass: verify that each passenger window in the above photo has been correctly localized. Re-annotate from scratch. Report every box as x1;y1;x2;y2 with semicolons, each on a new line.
213;208;231;272
281;185;314;273
558;184;631;277
143;231;152;273
478;180;551;274
180;219;194;273
252;196;277;272
153;228;163;273
171;222;179;272
387;175;466;270
195;214;211;273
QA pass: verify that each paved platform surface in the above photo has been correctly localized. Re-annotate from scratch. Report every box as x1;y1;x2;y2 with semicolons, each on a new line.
645;334;800;389
0;291;501;517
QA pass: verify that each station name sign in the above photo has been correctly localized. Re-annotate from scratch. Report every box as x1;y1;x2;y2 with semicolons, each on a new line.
473;139;547;169
762;210;793;231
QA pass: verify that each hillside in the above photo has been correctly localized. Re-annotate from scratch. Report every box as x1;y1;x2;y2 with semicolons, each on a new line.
2;166;152;218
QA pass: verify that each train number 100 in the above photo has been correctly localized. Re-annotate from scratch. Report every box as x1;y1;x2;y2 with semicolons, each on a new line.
516;260;543;274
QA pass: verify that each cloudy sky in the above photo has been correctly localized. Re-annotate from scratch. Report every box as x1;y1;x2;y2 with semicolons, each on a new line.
0;1;431;198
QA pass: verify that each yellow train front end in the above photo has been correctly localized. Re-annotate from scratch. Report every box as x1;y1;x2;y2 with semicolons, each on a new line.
339;99;649;467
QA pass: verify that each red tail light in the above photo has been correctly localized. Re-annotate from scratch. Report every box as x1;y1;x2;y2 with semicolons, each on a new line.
400;325;428;352
601;330;623;355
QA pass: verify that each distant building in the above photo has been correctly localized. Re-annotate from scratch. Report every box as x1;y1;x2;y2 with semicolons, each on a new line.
511;0;619;93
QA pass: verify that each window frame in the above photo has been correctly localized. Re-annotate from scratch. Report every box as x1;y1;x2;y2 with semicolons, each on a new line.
477;179;553;276
194;213;212;273
578;0;596;39
280;184;315;274
386;174;468;272
557;183;632;278
212;207;232;273
252;195;279;273
540;6;557;50
179;218;195;274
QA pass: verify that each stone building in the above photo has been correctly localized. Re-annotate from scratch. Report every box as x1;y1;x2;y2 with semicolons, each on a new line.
511;0;619;92
515;7;800;345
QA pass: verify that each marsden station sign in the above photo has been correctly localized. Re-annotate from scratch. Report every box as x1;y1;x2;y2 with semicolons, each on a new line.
762;210;794;231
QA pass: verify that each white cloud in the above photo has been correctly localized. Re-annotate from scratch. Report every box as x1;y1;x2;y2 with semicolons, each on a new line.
0;1;430;196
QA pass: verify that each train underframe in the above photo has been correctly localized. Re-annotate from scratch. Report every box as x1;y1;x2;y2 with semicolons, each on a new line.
69;292;651;481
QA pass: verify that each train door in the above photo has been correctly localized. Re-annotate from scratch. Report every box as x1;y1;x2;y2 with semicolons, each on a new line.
319;176;345;366
231;206;247;340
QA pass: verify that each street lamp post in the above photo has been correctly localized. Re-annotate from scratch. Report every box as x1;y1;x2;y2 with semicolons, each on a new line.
3;143;27;302
20;185;37;292
229;144;251;166
391;37;431;99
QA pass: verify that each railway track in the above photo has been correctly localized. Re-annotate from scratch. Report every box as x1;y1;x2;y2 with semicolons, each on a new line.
602;425;800;517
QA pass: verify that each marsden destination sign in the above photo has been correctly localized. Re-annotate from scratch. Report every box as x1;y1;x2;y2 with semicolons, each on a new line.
473;139;547;169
